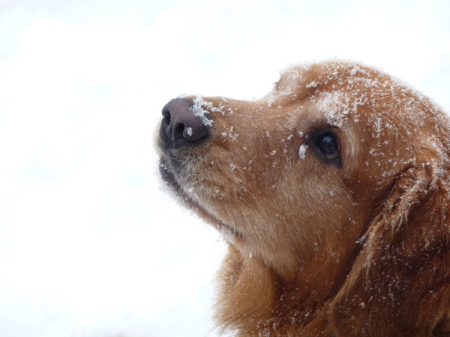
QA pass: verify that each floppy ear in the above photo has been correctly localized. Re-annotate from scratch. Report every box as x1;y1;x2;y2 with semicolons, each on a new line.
330;158;450;337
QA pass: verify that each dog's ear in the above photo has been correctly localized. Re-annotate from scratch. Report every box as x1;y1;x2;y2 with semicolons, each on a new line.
331;154;450;336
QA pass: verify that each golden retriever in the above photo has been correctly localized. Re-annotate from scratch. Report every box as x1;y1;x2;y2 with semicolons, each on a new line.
156;61;450;336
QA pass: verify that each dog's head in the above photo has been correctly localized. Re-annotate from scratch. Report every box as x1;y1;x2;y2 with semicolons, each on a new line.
156;61;450;336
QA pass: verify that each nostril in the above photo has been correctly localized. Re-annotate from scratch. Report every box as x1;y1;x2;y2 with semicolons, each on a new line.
173;122;185;140
160;108;172;145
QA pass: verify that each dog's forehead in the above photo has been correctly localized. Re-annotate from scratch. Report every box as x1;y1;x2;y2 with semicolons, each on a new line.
268;61;450;173
277;61;448;133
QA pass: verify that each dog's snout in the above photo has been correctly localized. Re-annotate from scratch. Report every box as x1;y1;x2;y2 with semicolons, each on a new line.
159;98;209;149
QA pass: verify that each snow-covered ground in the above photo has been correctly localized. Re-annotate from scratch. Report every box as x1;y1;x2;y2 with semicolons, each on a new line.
0;0;449;336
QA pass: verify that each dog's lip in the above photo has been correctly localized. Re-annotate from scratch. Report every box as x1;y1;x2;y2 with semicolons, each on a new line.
159;157;244;240
217;220;243;239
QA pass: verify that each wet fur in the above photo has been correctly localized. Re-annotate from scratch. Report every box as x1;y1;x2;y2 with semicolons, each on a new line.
157;61;450;336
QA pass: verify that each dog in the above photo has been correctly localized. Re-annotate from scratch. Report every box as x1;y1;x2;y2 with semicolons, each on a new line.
156;61;450;336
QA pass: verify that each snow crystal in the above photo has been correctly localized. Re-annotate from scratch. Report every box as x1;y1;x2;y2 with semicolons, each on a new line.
298;144;308;160
192;96;214;127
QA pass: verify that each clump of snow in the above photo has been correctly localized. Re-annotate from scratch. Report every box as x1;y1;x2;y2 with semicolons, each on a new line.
192;96;214;127
317;83;370;128
187;127;193;137
298;144;308;160
350;66;360;75
318;91;350;127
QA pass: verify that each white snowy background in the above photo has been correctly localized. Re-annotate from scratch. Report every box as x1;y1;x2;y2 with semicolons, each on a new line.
0;0;449;336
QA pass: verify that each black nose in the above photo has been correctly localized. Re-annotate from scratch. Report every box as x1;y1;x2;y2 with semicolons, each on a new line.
159;98;209;149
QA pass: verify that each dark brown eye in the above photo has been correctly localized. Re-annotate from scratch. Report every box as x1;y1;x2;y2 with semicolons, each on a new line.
316;133;339;159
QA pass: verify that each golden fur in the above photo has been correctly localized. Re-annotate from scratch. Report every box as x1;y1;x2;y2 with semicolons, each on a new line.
157;61;450;336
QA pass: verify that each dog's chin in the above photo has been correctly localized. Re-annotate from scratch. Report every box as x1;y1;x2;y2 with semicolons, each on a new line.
159;157;244;244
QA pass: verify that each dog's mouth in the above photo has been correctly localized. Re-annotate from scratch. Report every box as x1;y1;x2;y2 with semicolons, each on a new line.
157;96;245;243
159;157;244;241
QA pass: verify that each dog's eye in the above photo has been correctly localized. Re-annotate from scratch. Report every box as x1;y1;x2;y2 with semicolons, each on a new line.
315;133;339;160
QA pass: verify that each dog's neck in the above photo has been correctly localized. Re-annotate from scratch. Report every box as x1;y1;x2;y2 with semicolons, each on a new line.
214;244;352;336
